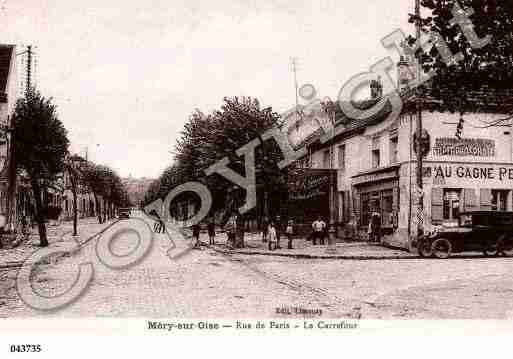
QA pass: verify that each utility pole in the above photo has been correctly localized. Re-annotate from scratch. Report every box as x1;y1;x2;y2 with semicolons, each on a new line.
5;114;16;232
414;0;424;239
291;57;300;113
326;100;337;253
26;45;32;95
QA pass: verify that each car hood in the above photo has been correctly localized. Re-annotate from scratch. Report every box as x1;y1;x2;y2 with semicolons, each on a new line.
435;226;472;234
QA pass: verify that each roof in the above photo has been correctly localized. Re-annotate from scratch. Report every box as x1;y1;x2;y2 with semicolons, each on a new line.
291;97;393;151
0;45;14;103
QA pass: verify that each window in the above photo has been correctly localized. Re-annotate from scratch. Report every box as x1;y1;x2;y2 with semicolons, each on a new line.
372;149;380;168
381;190;393;226
491;190;509;211
297;156;310;169
390;136;398;164
361;193;370;226
338;145;346;170
443;189;462;220
323;149;331;168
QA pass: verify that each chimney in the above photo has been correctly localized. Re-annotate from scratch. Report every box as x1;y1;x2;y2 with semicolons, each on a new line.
397;55;415;92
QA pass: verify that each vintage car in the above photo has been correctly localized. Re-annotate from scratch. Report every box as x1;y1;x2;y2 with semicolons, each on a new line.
417;211;513;259
118;208;131;220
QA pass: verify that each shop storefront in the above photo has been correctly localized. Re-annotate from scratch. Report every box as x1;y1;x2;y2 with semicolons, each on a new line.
287;168;337;226
423;162;513;226
352;165;400;234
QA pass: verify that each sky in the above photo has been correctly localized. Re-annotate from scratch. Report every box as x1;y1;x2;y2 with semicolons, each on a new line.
0;0;415;179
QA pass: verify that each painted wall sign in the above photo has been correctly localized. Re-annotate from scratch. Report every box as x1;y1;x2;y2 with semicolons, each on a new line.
433;138;495;157
288;169;335;200
424;164;513;181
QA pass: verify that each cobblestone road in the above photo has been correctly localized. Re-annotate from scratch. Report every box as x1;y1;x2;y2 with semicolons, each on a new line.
2;213;513;319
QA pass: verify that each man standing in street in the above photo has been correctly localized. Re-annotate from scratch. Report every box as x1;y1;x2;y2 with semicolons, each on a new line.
207;219;216;245
225;214;237;248
275;215;282;249
370;209;381;243
320;217;327;245
312;217;325;245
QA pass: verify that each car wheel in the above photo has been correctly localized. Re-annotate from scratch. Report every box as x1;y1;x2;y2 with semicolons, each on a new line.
431;238;452;259
483;240;499;257
497;235;513;257
417;239;433;258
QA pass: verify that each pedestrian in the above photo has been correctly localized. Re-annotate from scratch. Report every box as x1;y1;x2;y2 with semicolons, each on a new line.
320;217;327;245
225;214;237;247
159;218;166;233
312;217;325;245
207;220;216;245
286;219;294;249
268;222;277;251
262;217;269;243
192;223;201;248
21;215;29;236
275;215;282;249
370;210;381;243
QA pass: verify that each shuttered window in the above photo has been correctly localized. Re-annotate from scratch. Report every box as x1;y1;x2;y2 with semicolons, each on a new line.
464;188;477;212
431;187;444;222
480;188;492;211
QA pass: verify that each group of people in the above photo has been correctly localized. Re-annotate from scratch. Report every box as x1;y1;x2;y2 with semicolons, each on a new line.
191;221;216;247
311;217;327;245
262;218;295;251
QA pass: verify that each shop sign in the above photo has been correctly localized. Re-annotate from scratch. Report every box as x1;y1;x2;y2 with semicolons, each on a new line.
288;169;335;200
424;164;513;181
352;168;399;186
433;137;495;157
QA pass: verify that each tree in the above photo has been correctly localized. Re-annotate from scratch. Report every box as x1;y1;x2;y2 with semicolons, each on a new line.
408;0;513;112
83;164;130;220
144;96;286;248
64;154;87;236
14;91;69;247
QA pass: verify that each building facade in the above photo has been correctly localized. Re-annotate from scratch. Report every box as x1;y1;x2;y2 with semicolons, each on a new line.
287;80;513;249
0;44;17;227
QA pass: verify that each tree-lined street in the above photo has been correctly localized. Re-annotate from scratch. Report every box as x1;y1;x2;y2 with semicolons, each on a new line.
2;212;513;319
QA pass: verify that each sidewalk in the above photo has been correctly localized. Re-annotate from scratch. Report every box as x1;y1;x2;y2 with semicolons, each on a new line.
210;232;417;260
0;217;116;268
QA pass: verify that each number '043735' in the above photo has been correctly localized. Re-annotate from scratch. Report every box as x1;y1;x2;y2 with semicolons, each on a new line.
9;344;42;353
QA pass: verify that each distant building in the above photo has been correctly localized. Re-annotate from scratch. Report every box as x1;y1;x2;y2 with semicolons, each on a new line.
122;176;154;207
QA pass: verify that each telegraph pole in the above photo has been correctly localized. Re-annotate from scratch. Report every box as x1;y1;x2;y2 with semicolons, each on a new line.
414;0;424;238
26;45;32;95
6;45;35;232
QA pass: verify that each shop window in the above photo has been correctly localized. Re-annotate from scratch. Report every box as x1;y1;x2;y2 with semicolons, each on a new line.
361;193;370;226
390;136;398;164
338;145;346;170
381;190;393;226
372;149;380;168
491;190;510;211
443;189;462;220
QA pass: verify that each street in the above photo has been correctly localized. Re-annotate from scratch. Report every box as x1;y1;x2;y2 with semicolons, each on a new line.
1;213;513;320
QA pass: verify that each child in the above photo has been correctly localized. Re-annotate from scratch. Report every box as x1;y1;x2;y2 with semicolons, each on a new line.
192;224;201;247
268;222;277;251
